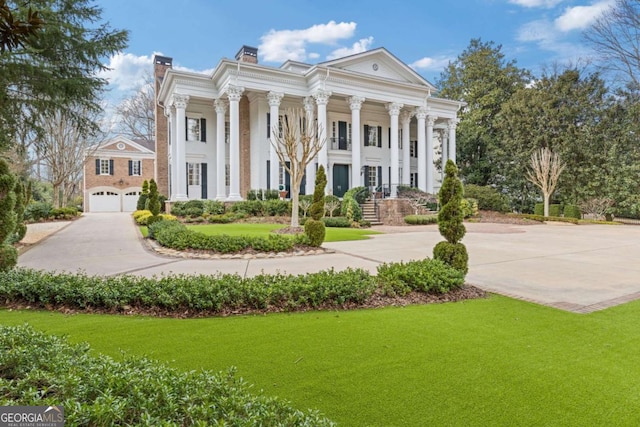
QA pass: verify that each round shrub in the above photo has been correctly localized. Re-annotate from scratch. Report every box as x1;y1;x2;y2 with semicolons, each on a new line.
404;215;438;225
463;184;510;212
433;241;469;275
322;216;351;228
549;204;562;217
304;218;325;247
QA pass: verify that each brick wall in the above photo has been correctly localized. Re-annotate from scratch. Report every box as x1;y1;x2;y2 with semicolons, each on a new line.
377;198;415;226
84;157;155;190
154;58;172;197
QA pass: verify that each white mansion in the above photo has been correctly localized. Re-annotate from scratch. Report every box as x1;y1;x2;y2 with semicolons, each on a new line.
153;46;463;201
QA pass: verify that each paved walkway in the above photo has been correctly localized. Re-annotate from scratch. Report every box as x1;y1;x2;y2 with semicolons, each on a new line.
18;213;640;313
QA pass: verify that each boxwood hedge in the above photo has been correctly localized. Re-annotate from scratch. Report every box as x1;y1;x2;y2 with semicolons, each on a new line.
0;324;334;426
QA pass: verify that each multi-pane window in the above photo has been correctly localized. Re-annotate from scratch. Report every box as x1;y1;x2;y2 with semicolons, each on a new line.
225;121;230;143
186;117;206;142
188;163;201;186
99;159;111;175
368;167;377;187
129;160;141;176
225;164;230;186
410;140;418;158
411;173;418;187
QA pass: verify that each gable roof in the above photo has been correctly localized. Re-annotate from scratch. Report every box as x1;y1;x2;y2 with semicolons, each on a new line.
317;47;437;91
86;135;156;156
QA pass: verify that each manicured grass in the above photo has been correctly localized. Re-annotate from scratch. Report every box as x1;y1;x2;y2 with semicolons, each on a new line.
3;296;640;426
140;223;381;241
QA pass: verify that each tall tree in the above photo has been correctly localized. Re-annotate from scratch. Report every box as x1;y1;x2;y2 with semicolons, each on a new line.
436;39;530;185
0;0;128;151
584;0;640;87
114;73;155;141
270;107;326;227
526;148;565;217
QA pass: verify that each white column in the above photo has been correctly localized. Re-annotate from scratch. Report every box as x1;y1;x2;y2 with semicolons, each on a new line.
448;119;458;164
163;106;176;200
415;107;427;192
214;99;227;201
226;85;244;201
386;102;403;198
303;96;316;194
441;128;448;169
400;110;412;186
172;94;189;201
426;115;436;194
267;92;283;191
348;96;365;189
314;90;331;193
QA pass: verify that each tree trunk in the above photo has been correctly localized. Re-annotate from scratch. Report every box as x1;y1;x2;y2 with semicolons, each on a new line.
544;192;550;217
290;179;300;227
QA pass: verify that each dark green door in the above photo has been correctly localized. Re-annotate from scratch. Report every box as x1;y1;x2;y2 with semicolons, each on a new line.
338;121;348;150
333;164;349;197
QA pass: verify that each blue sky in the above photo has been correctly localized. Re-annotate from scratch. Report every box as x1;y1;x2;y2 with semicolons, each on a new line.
98;0;613;100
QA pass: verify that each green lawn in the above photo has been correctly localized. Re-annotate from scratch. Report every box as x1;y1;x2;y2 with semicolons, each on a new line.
2;296;640;426
141;222;381;242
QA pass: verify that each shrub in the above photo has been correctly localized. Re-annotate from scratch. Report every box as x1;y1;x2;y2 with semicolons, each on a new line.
345;186;370;204
464;184;510;212
340;196;362;221
549;204;562;217
51;206;78;219
170;201;186;216
136;180;149;211
229;200;264;216
507;213;579;224
377;258;465;296
264;199;290;216
247;188;280;200
564;204;581;220
461;198;479;219
534;203;544;216
433;242;469;275
24;201;52;221
207;212;241;223
12;181;27;243
0;325;334;426
304;218;325;247
324;195;341;217
309;166;326;221
322;216;351;228
148;179;160;216
203;199;225;215
0;158;17;272
435;160;467;275
404;215;438;225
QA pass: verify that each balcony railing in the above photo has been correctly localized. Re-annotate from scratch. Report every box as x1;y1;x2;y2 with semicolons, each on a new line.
330;137;351;151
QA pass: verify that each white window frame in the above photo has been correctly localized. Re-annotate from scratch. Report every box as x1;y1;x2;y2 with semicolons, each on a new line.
99;159;111;175
368;167;377;187
187;117;201;142
188;163;201;186
131;160;141;176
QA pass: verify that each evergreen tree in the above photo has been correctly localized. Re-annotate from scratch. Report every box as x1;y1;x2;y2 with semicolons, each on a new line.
12;180;27;242
147;179;160;220
305;165;326;247
137;179;149;211
0;158;18;271
433;160;468;274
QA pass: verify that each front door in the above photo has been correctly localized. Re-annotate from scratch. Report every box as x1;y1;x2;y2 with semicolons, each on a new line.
338;121;348;150
332;164;349;197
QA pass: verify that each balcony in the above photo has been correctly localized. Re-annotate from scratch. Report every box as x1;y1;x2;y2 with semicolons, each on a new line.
330;137;351;151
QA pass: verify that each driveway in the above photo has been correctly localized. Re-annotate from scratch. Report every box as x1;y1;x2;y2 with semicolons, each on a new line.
18;213;640;313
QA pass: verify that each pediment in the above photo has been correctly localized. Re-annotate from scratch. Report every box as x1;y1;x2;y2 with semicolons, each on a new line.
93;136;155;154
319;48;435;90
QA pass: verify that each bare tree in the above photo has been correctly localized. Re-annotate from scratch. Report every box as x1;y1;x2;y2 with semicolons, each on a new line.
114;73;155;141
38;109;103;208
270;107;326;227
526;147;565;217
584;0;640;87
579;198;615;220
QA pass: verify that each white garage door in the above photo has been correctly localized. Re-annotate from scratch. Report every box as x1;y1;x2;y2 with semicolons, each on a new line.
90;191;120;212
123;191;141;212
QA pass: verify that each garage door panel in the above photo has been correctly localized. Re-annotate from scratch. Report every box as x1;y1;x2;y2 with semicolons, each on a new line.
123;191;140;212
90;191;120;212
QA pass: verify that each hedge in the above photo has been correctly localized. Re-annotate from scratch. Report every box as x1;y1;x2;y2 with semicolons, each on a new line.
404;215;438;225
0;325;334;426
508;213;579;224
377;258;465;296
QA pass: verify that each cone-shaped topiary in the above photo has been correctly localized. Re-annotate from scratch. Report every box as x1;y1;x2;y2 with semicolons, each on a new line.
309;165;326;221
146;179;162;225
434;160;468;275
0;159;18;271
137;179;149;211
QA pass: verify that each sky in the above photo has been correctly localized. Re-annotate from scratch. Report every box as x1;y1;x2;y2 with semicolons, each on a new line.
97;0;614;103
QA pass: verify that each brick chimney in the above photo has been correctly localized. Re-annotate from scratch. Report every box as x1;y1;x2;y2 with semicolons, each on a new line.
235;45;258;64
153;55;173;198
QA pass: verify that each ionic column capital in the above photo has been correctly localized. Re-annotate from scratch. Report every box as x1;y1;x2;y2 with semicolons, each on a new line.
347;95;365;111
385;102;403;116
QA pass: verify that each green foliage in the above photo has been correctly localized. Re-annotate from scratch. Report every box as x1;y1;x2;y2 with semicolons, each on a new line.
376;258;465;296
437;161;466;244
340;196;362;221
23;201;52;221
461;198;479;218
534;203;544;216
322;216;352;228
50;207;78;219
404;215;438;225
203;199;225;215
507;213;580;224
0;159;17;271
246;188;280;200
433;242;469;275
549;204;562;217
12;181;26;242
309;165;326;220
343;186;370;204
0;325;334;426
137;180;149;210
147;179;160;217
304;218;325;247
463;184;510;212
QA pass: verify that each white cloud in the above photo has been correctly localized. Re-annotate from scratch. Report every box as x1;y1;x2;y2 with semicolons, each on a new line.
517;19;557;42
410;56;451;71
326;37;374;60
509;0;564;8
554;0;613;32
100;52;155;93
259;21;358;62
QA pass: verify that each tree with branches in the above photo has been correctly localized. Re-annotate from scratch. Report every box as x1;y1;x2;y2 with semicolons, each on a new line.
584;0;640;88
270;107;326;227
114;73;155;141
527;147;565;217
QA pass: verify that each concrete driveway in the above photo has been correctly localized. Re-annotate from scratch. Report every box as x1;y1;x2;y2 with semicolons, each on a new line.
18;213;640;313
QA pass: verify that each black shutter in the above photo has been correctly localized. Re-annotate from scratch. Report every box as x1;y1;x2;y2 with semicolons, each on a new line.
364;166;369;187
266;160;270;189
95;159;100;175
200;118;206;142
128;160;133;176
364;125;369;146
377;126;382;147
267;113;271;138
186;163;189;197
185;117;188;140
388;127;391;149
109;159;114;175
285;161;291;194
138;160;142;175
201;163;208;199
377;166;382;188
